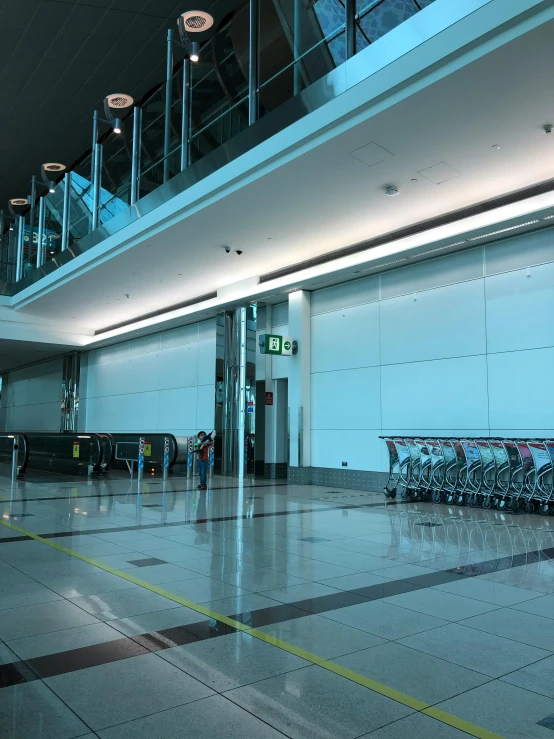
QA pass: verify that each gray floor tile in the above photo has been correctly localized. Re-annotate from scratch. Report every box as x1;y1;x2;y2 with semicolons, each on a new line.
161;632;308;691
218;567;310;592
322;600;448;639
510;594;554;619
257;614;385;658
385;588;501;621
46;571;139;598
97;694;287;739
436;679;554;739
0;640;17;665
266;559;359;581
17;559;101;582
8;621;124;660
0;680;90;738
0;599;99;641
318;572;397;592
69;587;177;621
501;655;554;699
225;664;413;739
378;563;442;581
461;608;554;651
0;562;33;587
106;605;204;637
258;582;342;603
0;581;63;610
336;642;490;704
201;592;282;616
178;555;257;576
399;622;551;678
46;652;214;731
115;562;201;584
362;711;472;738
153;576;247;603
434;577;545;606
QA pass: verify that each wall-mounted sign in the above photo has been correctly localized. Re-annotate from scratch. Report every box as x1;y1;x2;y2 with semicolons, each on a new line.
258;334;297;356
265;392;274;406
247;400;255;414
72;442;80;458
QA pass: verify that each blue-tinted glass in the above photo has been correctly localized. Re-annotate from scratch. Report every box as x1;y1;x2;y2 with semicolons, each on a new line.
357;0;418;43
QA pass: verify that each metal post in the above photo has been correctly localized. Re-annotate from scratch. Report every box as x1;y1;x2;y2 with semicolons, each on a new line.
11;436;18;486
130;107;142;205
180;59;191;171
138;437;145;489
293;0;303;95
91;111;99;184
248;0;259;125
187;437;193;479
345;0;355;59
61;172;71;251
36;197;45;268
163;436;170;484
163;29;174;183
28;176;36;267
91;143;102;231
15;216;24;281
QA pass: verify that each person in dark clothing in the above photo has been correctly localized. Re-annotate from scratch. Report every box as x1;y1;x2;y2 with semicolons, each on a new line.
196;431;211;490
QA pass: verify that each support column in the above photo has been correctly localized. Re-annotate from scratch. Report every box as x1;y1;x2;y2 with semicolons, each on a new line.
60;352;80;433
221;306;256;477
288;290;311;483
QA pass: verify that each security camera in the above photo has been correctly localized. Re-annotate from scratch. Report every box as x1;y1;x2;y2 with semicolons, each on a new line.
236;250;243;255
544;124;553;134
223;246;231;253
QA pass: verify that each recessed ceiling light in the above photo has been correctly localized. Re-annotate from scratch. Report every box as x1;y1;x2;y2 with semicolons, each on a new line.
492;144;501;150
543;215;554;220
468;220;539;241
385;186;399;196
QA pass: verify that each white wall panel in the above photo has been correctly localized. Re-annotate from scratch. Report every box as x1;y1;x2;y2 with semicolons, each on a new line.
4;359;63;431
158;387;197;432
311;303;380;373
312;429;382;471
311;367;381;430
488;347;554;429
485;262;554;354
380;280;486;365
381;355;489;430
85;319;215;434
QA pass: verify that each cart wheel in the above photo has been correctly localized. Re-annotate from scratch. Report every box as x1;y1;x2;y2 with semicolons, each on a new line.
389;489;397;499
498;499;506;510
469;494;479;508
432;491;442;504
525;501;535;514
540;503;550;516
483;497;492;509
455;494;464;506
446;494;454;505
400;489;409;500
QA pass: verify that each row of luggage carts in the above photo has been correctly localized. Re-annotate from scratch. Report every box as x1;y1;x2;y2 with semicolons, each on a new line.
381;436;554;515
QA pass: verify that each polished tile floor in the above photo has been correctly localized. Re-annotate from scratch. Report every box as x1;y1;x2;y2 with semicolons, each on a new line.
1;470;554;738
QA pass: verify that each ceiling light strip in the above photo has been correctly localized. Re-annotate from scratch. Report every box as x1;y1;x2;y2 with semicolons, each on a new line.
468;220;539;241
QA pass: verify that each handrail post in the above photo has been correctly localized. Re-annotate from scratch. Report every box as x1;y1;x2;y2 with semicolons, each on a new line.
181;59;191;171
36;197;45;267
163;29;174;183
61;172;71;251
11;435;18;486
91;143;103;230
15;216;24;282
130;106;142;205
346;0;355;59
248;0;259;125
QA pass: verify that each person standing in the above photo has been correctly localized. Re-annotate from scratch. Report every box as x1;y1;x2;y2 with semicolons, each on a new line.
195;431;211;490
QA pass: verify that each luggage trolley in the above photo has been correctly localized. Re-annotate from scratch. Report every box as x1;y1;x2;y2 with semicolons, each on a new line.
437;439;462;503
487;439;511;508
526;440;554;515
426;438;447;503
403;438;424;499
458;439;483;506
500;439;527;510
413;438;433;499
474;439;498;508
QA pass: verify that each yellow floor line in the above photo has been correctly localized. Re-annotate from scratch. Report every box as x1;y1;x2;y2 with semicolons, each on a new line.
0;518;504;739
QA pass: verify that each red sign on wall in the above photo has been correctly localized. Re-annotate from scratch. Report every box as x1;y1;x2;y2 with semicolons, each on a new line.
265;392;274;406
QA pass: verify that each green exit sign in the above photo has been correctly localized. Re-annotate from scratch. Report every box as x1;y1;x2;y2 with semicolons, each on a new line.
259;334;295;356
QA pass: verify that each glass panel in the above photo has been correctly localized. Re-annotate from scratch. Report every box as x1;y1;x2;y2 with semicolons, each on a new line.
43;190;64;264
98;122;133;226
258;0;345;109
0;220;18;283
356;0;418;49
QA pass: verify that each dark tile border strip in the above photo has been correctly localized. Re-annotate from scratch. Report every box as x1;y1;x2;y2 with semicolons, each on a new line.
0;499;394;545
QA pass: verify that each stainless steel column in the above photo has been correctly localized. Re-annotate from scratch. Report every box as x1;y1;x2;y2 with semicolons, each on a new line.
61;172;71;252
293;0;303;95
15;216;24;282
130;106;142;205
36;197;45;268
221;306;256;477
91;144;103;231
248;0;259;125
163;29;174;183
91;111;99;183
346;0;355;59
181;59;191;171
60;352;81;432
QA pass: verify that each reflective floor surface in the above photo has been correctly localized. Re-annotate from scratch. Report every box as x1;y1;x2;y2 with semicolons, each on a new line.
1;470;554;738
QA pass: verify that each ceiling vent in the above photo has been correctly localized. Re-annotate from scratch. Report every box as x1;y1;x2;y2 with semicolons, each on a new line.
105;93;134;109
43;163;66;172
179;10;214;31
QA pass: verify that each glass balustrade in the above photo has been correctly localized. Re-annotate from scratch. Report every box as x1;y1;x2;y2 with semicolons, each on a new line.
0;0;437;292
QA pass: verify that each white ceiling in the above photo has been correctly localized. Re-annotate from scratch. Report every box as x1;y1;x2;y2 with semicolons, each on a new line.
12;17;554;333
0;339;73;373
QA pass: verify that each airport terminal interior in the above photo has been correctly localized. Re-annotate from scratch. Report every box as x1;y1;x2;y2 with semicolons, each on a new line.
2;0;554;737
